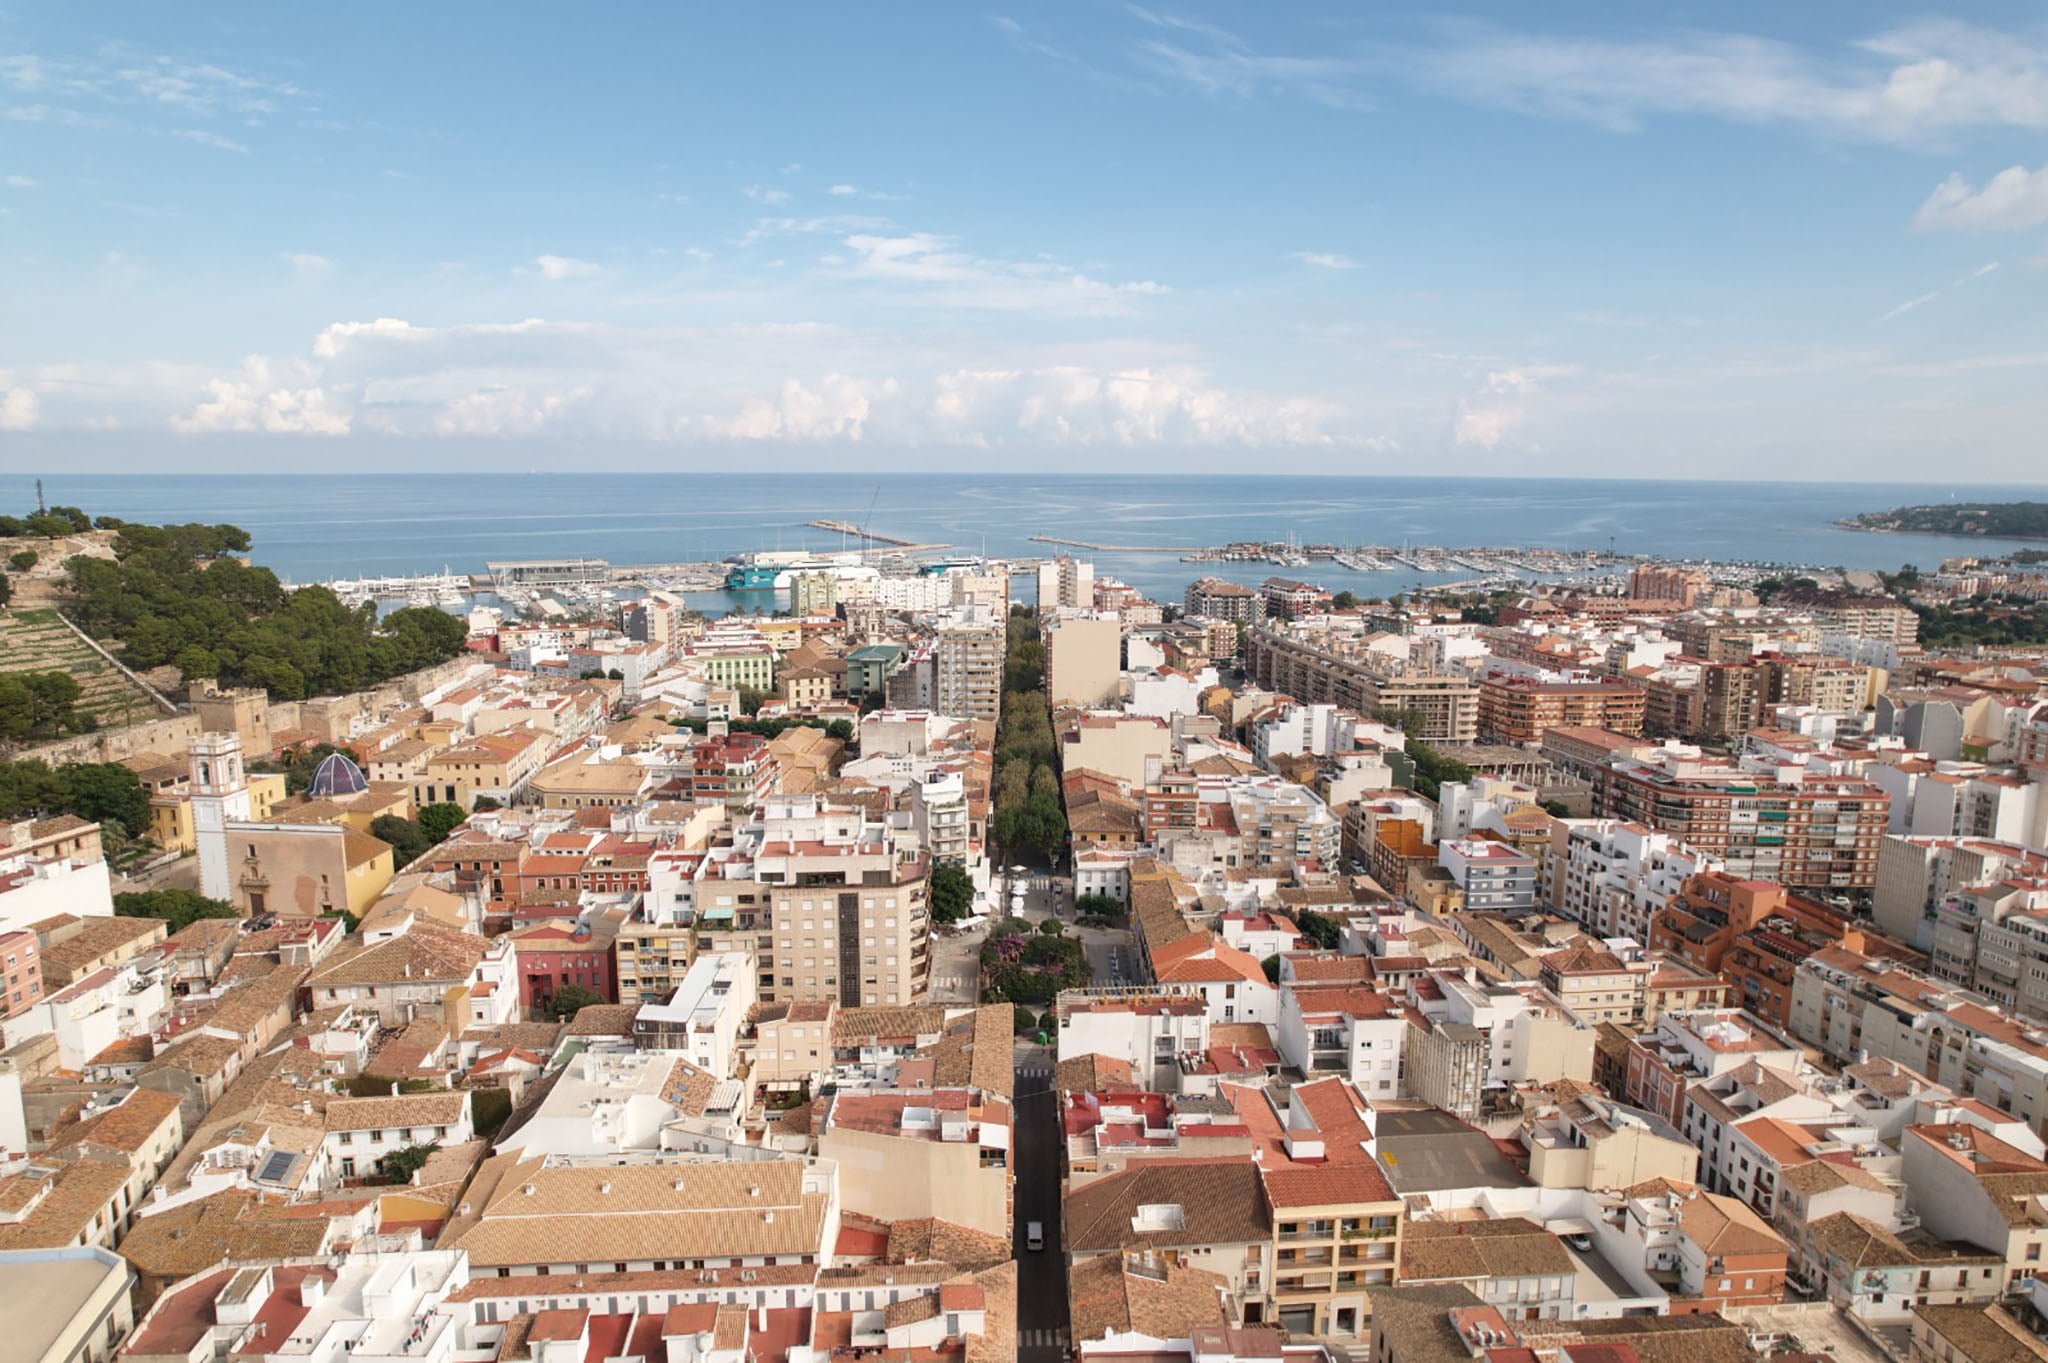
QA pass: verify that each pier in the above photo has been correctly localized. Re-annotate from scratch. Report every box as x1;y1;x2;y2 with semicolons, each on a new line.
806;519;951;550
1031;534;1208;553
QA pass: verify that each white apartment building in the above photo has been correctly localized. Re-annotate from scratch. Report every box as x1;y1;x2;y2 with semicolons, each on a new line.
909;769;970;867
632;951;756;1077
1055;990;1210;1088
1275;984;1406;1097
1553;819;1717;941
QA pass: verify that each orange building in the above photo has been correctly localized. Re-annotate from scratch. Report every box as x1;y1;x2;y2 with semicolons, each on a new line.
1477;674;1647;745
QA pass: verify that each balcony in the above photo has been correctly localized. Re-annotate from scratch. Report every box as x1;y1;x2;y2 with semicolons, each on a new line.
1340;1224;1397;1241
1278;1223;1336;1242
1277;1249;1334;1268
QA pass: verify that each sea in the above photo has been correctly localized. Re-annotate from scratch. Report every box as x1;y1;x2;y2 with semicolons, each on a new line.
6;473;2045;610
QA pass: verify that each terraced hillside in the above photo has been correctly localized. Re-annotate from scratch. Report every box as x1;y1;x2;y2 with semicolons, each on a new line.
0;608;165;734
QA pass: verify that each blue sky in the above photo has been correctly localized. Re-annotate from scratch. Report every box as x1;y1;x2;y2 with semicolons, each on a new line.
2;2;2046;478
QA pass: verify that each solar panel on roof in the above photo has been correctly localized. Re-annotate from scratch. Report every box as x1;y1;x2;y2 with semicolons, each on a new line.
257;1150;297;1184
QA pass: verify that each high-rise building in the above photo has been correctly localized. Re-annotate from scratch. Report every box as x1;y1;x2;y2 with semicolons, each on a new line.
1044;613;1122;708
1243;625;1479;743
1037;555;1095;610
932;608;1005;722
1184;577;1259;625
693;794;931;1006
1594;753;1889;889
1477;673;1647;745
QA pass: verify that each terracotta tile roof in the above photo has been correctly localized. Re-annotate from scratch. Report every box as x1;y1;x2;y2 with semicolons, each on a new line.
1914;1303;2048;1363
1678;1190;1787;1258
115;1189;334;1278
37;914;166;977
831;1004;948;1047
0;1161;130;1250
920;1005;1014;1098
1779;1159;1890;1197
1401;1217;1574;1281
45;1087;182;1155
1806;1212;2000;1270
325;1090;467;1132
1064;1160;1269;1253
563;1003;637;1037
305;925;486;988
1067;1252;1229;1345
883;1218;1014;1271
1260;1163;1397;1209
442;1156;829;1269
1056;1054;1135;1093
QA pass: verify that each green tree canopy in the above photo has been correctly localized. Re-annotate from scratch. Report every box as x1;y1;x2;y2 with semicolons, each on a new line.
929;862;974;923
416;802;467;844
115;888;238;931
547;983;606;1021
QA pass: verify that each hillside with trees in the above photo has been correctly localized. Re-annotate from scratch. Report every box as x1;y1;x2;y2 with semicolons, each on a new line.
1843;501;2048;540
50;514;467;700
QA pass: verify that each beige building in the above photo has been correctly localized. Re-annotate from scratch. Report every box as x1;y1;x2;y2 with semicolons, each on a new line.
142;769;287;855
752;1001;836;1085
695;794;932;1007
418;725;550;808
819;1089;1012;1238
1062;714;1172;788
527;752;648;809
440;1152;836;1275
1242;625;1479;744
220;821;393;919
0;1246;134;1363
1046;614;1123;709
614;916;699;1007
1522;1086;1700;1190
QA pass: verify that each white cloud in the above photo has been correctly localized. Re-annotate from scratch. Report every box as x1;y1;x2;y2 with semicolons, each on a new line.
739;214;894;246
928;364;1346;446
532;254;601;280
825;182;907;201
171;355;347;435
171;128;249;153
283;251;333;280
1453;363;1580;448
0;383;37;431
779;163;803;175
4;174;38;189
841;232;1169;314
1;50;305;118
1916;164;2048;231
1127;7;1370;109
1289;251;1359;270
706;374;883;441
1074;13;2048;143
1409;18;2048;142
742;184;791;205
138;316;1352;450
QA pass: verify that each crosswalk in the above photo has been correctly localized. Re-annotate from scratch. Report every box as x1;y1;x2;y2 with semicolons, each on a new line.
1020;1327;1069;1349
1016;1063;1052;1079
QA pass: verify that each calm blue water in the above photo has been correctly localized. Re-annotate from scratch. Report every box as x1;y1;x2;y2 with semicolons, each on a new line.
5;474;2042;603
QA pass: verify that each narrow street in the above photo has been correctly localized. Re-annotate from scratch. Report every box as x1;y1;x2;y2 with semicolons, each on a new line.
1011;1041;1069;1361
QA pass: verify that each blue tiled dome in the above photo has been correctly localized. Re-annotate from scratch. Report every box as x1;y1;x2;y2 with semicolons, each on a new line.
307;752;368;798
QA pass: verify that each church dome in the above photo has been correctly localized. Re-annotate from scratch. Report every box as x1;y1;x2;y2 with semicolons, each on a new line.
307;751;368;798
